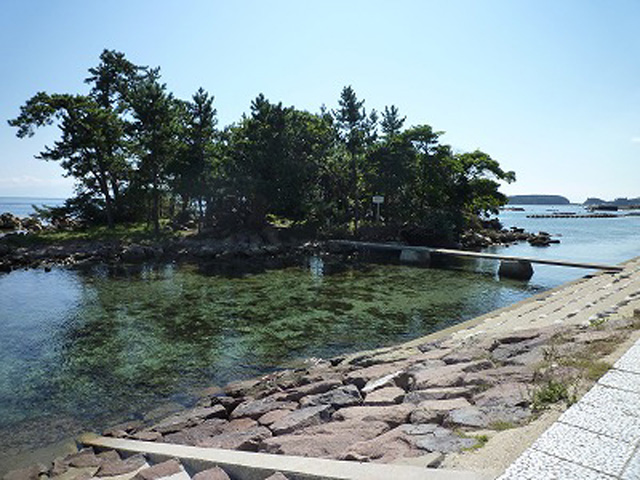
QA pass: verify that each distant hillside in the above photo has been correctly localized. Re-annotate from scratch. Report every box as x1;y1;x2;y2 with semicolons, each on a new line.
584;197;640;206
508;195;570;205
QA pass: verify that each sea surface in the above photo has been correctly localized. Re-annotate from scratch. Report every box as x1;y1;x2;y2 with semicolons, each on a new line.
0;197;66;218
0;202;639;471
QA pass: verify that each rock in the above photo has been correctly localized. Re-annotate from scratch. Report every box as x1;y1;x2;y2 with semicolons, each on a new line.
465;365;535;386
224;417;259;432
163;418;229;445
66;448;102;468
343;425;419;463
332;404;414;426
473;382;529;409
361;371;404;394
498;260;534;280
414;428;478;453
230;397;297;419
150;405;227;434
364;386;405;406
131;430;163;442
0;213;22;230
270;405;333;435
261;420;389;459
404;386;475;403
441;347;486;365
280;379;343;401
345;361;411;390
258;409;293;426
96;453;147;477
192;467;232;480
409;398;472;424
103;420;143;437
2;464;48;480
446;406;489;428
133;459;183;480
402;363;467;390
196;426;272;451
299;385;362;409
263;473;289;480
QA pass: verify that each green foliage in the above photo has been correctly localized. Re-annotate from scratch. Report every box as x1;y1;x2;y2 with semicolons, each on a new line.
532;379;576;411
9;51;515;240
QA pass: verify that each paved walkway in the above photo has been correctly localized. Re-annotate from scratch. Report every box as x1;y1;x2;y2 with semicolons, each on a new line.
498;336;640;479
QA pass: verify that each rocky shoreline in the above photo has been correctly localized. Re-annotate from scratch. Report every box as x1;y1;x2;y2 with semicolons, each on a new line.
0;210;558;274
7;258;640;480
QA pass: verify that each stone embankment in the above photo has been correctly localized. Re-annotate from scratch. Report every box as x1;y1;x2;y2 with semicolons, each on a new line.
8;258;640;480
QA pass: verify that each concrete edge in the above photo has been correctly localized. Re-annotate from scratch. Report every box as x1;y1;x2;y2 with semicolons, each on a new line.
78;433;492;480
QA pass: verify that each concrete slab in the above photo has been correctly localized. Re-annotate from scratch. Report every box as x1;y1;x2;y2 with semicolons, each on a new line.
580;385;640;416
79;433;491;480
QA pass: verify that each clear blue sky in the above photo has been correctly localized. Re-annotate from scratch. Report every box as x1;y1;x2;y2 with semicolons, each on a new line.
1;0;639;202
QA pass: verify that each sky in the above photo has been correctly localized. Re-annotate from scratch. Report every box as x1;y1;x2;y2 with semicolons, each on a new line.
1;0;639;203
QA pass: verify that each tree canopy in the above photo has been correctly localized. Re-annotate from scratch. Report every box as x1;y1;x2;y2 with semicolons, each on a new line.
8;49;515;244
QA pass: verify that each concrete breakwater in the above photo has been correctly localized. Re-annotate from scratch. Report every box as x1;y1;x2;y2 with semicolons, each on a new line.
7;257;640;480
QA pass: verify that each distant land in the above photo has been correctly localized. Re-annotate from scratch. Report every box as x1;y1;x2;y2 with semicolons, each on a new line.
508;195;570;205
583;197;640;206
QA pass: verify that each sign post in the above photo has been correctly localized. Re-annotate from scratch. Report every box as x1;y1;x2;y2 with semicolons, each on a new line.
372;195;384;223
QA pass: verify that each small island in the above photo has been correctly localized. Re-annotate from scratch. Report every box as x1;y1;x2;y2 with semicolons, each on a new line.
507;195;570;205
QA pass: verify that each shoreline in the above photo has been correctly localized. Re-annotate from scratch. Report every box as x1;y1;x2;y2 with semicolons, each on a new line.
5;256;639;478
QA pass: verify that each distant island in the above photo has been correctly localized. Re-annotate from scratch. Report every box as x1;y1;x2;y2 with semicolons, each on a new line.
508;195;570;205
583;197;640;206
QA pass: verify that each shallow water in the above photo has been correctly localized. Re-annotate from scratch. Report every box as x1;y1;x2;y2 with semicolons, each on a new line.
1;202;639;470
0;258;543;459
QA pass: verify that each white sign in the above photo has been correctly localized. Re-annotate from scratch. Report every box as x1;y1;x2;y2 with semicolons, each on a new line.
372;195;384;204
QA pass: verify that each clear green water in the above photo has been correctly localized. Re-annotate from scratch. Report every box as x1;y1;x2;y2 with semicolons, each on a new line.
0;257;543;458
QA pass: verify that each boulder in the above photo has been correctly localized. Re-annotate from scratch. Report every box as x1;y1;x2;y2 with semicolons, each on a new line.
261;420;389;459
498;260;534;280
409;398;472;424
96;453;147;477
230;397;297;419
404;386;475;403
0;213;22;230
150;405;227;434
196;426;272;451
280;379;343;401
134;459;184;480
270;405;333;435
364;386;405;406
299;385;362;409
163;418;229;445
345;361;411;390
192;467;232;480
332;404;414;426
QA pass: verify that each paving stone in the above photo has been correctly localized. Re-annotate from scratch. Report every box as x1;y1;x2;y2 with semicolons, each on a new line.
192;467;231;480
559;400;640;444
622;446;640;480
615;345;640;374
598;369;640;394
580;384;640;416
531;422;635;477
498;448;613;480
270;405;332;435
